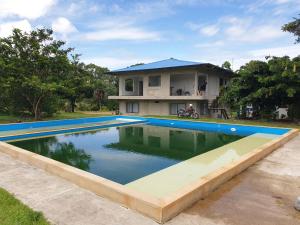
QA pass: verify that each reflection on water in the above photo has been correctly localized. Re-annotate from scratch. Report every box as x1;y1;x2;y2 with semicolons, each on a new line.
13;137;92;170
10;125;242;184
107;126;241;161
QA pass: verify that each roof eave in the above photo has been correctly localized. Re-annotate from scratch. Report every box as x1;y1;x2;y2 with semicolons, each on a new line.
107;63;233;76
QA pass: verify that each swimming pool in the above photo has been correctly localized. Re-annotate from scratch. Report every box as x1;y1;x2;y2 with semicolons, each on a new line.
0;116;297;223
9;125;242;184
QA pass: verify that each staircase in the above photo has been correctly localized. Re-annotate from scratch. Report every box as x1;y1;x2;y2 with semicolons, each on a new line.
208;99;229;119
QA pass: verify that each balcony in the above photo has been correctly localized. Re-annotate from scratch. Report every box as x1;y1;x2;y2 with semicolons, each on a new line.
169;73;207;97
109;73;209;100
108;95;207;100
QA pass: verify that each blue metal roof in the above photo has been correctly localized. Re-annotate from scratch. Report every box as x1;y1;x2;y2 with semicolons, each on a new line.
111;58;204;73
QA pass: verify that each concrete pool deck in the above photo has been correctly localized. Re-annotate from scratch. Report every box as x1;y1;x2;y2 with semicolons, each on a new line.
126;133;279;198
0;134;299;225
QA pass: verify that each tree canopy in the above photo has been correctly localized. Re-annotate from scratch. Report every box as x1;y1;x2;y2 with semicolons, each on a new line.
282;15;300;43
0;28;116;119
0;28;71;119
222;61;232;71
220;56;300;119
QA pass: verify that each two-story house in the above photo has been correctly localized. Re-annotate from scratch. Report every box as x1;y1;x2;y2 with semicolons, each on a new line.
108;58;232;116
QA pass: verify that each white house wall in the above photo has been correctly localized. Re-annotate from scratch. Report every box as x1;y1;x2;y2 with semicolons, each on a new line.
206;73;219;100
115;67;230;115
119;100;202;115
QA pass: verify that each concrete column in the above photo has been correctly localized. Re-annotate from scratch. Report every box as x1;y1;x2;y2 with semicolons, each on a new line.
119;77;123;96
194;72;198;96
193;131;197;152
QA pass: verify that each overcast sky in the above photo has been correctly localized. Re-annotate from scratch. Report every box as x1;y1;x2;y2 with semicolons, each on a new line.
0;0;299;70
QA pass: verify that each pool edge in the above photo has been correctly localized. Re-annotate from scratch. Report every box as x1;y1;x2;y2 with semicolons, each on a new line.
0;141;164;223
0;128;298;223
158;128;299;223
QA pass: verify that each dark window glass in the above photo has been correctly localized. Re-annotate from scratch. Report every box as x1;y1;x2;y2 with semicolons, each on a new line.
148;75;161;87
170;103;186;115
219;78;224;87
148;136;161;148
126;102;139;113
125;79;133;92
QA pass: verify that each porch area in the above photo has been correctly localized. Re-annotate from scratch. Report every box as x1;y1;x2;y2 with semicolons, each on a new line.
170;73;207;97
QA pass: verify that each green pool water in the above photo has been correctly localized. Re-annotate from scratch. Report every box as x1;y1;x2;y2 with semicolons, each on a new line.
9;125;243;184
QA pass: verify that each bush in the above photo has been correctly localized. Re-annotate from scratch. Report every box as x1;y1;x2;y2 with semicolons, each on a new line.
288;103;300;120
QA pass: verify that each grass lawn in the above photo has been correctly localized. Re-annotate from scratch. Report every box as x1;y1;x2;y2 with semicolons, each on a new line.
0;111;111;124
0;188;50;225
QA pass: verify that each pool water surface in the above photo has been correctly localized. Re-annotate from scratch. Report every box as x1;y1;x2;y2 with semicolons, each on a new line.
9;124;243;184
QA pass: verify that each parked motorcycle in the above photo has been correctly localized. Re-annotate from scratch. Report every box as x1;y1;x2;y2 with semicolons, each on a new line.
177;108;199;119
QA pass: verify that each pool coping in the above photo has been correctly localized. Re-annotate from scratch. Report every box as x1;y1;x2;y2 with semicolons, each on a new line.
0;119;298;223
0;120;145;142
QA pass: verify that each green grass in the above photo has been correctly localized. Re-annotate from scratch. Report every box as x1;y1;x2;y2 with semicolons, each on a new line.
0;188;50;225
0;112;110;124
145;115;300;130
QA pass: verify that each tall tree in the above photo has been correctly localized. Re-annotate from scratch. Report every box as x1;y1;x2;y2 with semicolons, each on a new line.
222;61;232;71
0;28;72;119
282;15;300;43
85;63;118;111
59;55;94;112
220;56;300;119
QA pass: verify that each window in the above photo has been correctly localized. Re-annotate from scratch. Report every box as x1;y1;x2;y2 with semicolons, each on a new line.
148;75;161;87
220;78;228;87
148;136;161;148
126;102;139;113
170;103;186;115
219;78;224;87
125;79;133;92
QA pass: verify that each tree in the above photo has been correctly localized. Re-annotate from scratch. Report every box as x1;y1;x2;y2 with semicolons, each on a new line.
220;56;300;119
0;28;71;119
50;142;92;170
13;137;92;170
222;61;232;70
282;15;300;43
130;63;144;67
59;55;94;112
84;63;118;111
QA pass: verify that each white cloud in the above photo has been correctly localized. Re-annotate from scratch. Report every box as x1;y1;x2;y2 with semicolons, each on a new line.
197;45;300;71
67;2;81;14
186;22;219;36
200;25;219;36
0;19;32;37
233;45;300;69
225;23;284;43
275;0;291;4
195;40;224;48
89;5;101;13
83;57;154;69
249;45;300;58
52;17;77;35
66;1;104;15
245;0;300;14
82;27;161;42
0;0;56;20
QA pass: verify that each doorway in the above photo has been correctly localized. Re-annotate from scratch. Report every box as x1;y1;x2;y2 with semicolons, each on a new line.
139;81;143;96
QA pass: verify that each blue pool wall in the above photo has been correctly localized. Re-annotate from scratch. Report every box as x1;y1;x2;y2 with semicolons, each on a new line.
0;116;290;142
0;116;122;131
144;117;290;136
